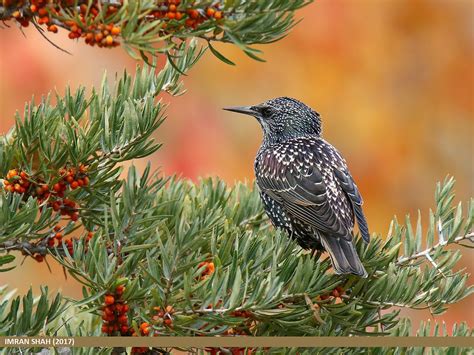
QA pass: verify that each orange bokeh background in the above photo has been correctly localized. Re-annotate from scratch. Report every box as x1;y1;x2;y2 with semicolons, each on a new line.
0;0;472;333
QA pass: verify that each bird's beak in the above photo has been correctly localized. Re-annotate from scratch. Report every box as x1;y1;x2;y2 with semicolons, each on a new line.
223;106;257;117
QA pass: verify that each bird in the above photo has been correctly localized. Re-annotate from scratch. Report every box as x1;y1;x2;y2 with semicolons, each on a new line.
224;97;370;277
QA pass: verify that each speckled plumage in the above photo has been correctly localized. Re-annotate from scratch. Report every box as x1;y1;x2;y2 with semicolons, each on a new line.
225;97;370;277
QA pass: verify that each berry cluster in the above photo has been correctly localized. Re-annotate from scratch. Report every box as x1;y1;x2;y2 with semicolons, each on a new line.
320;286;345;301
49;165;89;221
185;4;223;28
197;261;215;280
4;0;227;49
150;0;224;29
101;285;130;335
151;305;175;328
129;321;154;353
46;226;94;255
2;170;30;194
5;0;120;47
1;165;89;222
66;3;120;47
131;345;150;354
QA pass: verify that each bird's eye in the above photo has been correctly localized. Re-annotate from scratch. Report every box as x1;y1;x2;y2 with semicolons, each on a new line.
259;106;273;117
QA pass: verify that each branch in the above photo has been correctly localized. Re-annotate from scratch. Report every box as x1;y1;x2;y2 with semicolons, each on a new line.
396;232;474;266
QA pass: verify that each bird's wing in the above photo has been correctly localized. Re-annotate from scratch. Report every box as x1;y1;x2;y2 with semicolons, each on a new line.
333;168;370;243
256;138;355;241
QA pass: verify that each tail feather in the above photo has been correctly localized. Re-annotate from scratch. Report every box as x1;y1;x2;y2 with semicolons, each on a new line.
320;235;367;277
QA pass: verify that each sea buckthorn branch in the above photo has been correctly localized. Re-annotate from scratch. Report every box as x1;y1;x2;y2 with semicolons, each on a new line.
0;286;66;336
45;176;472;345
0;0;311;63
0;41;200;269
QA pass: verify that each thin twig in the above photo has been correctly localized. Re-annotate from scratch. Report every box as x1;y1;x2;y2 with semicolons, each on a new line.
396;232;473;266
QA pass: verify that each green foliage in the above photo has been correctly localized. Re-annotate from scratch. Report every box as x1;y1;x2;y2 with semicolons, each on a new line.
0;41;201;240
0;0;311;64
0;286;65;336
0;58;472;349
0;3;472;351
46;174;472;338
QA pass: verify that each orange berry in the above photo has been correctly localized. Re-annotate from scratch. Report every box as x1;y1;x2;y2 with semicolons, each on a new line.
66;176;74;183
71;213;79;222
206;8;215;17
104;295;115;305
166;12;176;19
164;318;172;326
53;183;61;192
214;11;222;20
104;306;114;315
12;11;20;18
116;285;125;295
38;8;48;16
47;25;58;33
207;262;215;274
30;4;37;12
102;313;114;322
118;315;128;325
111;26;120;35
71;181;79;189
175;12;183;20
188;9;199;19
8;169;18;179
105;35;114;45
34;254;44;262
169;4;177;12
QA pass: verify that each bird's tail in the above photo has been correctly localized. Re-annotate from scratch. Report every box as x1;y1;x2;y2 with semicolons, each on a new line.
320;235;367;277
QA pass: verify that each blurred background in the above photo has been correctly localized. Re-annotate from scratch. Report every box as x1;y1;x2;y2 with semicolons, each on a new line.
0;0;472;332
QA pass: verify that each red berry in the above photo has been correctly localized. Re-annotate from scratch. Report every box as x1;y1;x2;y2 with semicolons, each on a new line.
105;295;115;305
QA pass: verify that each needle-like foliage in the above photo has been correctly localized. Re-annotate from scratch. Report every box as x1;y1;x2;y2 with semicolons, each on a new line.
0;3;472;352
0;0;311;63
0;65;472;349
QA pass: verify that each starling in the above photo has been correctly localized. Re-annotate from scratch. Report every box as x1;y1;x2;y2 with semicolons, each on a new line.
224;97;370;277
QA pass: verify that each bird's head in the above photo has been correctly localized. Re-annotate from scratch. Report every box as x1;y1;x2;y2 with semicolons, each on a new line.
224;97;321;144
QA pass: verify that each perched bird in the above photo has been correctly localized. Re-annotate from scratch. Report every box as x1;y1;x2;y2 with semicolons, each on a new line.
224;97;370;277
